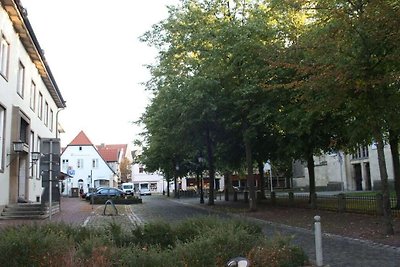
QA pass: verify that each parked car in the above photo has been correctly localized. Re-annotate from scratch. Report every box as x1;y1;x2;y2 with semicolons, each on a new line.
81;187;95;199
86;187;125;200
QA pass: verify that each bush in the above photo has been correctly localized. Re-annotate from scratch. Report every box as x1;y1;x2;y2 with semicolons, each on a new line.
246;235;309;267
88;196;142;204
0;217;309;267
130;221;176;249
0;224;74;266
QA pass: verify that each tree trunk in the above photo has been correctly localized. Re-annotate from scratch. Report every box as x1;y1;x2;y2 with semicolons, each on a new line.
307;152;316;209
245;136;257;211
167;180;170;197
174;175;178;198
258;160;266;199
206;126;215;205
389;130;400;209
166;173;170;197
375;134;394;235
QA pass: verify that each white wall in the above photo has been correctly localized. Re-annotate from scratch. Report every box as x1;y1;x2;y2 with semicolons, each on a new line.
0;4;62;204
131;163;164;193
296;144;396;192
61;145;115;195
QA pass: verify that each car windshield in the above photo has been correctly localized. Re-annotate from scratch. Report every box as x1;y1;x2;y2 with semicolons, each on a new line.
123;185;132;189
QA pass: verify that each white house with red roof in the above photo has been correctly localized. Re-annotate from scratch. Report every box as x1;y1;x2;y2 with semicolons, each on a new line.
60;131;117;196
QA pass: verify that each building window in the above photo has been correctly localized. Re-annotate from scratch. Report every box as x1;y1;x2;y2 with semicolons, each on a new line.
30;81;36;111
352;146;369;160
44;101;49;126
92;159;99;168
139;166;144;173
0;34;9;79
17;61;25;97
62;159;69;171
49;109;54;131
150;183;157;191
38;92;43;119
20;118;29;144
0;106;5;171
77;159;84;169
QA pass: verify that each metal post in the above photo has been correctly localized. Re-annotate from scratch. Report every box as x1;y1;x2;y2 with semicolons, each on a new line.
314;215;323;266
200;172;204;204
338;152;344;192
270;169;274;193
49;141;53;221
91;170;94;210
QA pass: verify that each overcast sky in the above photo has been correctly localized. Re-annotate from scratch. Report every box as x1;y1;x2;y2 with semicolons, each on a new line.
21;0;178;147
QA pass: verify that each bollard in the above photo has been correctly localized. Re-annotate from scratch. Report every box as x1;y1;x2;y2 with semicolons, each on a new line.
314;215;323;267
103;199;118;216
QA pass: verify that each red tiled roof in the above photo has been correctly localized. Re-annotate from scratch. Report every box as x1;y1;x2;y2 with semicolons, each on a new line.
97;147;120;162
69;131;93;146
96;144;127;162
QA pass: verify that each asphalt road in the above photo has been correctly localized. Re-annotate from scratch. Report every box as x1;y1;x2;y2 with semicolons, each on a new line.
131;194;222;224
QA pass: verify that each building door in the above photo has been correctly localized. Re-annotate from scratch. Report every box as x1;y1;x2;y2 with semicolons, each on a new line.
18;156;27;200
354;164;363;191
364;163;371;190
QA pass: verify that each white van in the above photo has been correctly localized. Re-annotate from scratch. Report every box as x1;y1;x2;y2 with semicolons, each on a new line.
139;183;151;196
121;182;134;195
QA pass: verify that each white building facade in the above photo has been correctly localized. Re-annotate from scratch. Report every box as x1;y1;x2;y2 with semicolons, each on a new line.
293;144;394;192
60;131;116;196
131;163;165;194
0;0;66;206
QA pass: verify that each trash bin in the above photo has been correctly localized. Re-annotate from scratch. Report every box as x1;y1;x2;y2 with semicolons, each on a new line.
71;187;79;197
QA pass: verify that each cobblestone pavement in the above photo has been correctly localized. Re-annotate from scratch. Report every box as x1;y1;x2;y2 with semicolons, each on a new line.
1;196;400;267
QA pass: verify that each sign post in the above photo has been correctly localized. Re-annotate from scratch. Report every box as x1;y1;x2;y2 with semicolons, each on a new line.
40;138;61;220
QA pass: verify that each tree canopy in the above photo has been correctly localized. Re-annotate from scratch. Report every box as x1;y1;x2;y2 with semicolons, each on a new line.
136;0;400;234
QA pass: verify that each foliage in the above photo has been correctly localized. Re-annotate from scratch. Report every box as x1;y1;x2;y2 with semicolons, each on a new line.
0;223;74;266
119;157;132;183
0;217;308;267
247;236;308;267
136;0;400;232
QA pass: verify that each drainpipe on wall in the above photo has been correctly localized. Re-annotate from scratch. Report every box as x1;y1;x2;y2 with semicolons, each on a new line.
55;107;65;139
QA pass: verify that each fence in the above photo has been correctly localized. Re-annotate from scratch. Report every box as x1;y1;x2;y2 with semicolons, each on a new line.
263;192;400;217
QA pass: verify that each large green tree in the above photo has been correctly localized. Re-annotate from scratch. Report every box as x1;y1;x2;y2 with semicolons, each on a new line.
287;0;400;234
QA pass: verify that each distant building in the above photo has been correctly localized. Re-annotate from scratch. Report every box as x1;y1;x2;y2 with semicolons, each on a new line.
131;162;165;194
60;131;118;195
292;144;394;192
0;0;66;206
97;143;129;184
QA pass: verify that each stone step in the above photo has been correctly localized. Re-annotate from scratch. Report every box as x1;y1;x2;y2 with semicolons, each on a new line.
0;203;60;220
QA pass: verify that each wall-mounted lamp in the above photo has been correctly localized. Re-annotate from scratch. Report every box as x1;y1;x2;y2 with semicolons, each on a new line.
12;140;25;153
30;151;41;164
6;140;26;167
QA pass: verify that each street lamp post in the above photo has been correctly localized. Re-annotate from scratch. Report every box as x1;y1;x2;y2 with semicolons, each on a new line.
175;164;180;199
198;156;204;204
